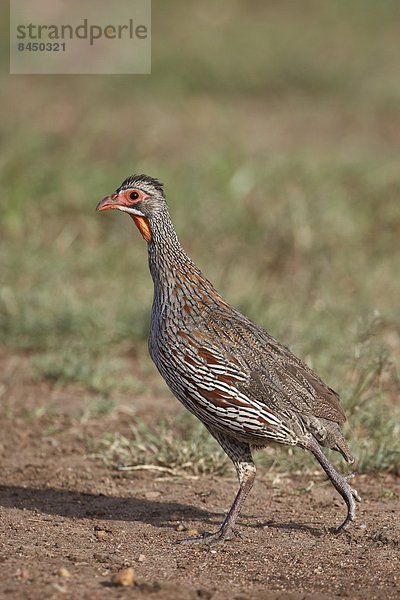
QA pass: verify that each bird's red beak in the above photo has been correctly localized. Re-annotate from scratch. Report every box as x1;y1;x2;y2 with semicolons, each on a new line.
96;193;122;211
96;191;152;242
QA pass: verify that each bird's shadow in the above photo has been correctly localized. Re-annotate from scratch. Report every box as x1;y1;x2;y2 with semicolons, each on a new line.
0;484;218;529
252;519;327;537
0;485;326;536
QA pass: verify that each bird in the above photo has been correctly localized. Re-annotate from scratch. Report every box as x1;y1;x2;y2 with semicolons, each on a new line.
97;173;361;543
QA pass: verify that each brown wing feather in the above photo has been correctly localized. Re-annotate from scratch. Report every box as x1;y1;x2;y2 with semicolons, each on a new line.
200;309;346;425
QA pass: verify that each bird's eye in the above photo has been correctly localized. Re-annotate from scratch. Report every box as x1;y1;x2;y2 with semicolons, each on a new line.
129;191;139;200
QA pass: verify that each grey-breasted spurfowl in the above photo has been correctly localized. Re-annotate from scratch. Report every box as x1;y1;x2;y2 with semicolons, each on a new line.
97;174;360;543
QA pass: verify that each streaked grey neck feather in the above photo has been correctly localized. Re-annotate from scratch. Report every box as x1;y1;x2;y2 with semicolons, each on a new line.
148;210;191;291
147;209;222;322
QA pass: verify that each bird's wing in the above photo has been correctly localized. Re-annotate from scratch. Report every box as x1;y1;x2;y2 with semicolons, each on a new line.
187;308;346;425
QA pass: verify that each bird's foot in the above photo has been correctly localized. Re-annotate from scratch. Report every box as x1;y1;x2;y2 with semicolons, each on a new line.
334;473;361;532
176;526;240;545
307;437;361;533
344;473;361;496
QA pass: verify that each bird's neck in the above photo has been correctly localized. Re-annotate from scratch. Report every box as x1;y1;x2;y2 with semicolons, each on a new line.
147;211;195;288
146;210;222;310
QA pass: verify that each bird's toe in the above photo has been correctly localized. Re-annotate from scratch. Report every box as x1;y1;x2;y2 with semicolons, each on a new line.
176;527;235;545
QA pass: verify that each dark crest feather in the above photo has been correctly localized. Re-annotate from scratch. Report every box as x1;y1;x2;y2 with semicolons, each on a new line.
118;174;165;198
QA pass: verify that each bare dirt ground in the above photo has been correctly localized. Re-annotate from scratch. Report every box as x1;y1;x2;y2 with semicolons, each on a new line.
0;352;399;599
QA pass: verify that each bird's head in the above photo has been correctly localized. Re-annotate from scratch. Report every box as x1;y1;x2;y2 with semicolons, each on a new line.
96;174;167;242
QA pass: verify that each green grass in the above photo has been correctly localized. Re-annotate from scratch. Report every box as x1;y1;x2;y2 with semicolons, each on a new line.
96;415;228;477
1;1;399;474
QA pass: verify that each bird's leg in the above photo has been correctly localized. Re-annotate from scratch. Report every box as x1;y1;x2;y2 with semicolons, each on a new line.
306;436;361;531
178;430;256;545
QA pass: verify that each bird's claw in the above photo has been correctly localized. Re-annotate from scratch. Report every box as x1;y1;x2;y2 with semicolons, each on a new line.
344;473;361;501
176;526;239;545
176;530;224;545
334;475;361;532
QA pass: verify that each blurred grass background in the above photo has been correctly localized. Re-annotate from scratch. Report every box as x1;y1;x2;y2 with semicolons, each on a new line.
1;0;399;473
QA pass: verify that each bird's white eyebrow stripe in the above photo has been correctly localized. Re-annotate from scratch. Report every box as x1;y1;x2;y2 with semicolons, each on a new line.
117;206;145;216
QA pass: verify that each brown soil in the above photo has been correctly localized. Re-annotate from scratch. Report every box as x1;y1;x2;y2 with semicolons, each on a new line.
0;352;399;600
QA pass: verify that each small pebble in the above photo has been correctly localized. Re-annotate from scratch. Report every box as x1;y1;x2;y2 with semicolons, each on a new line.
15;568;29;580
95;530;107;541
58;568;71;579
187;529;199;538
138;554;146;562
175;524;187;532
111;567;135;587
